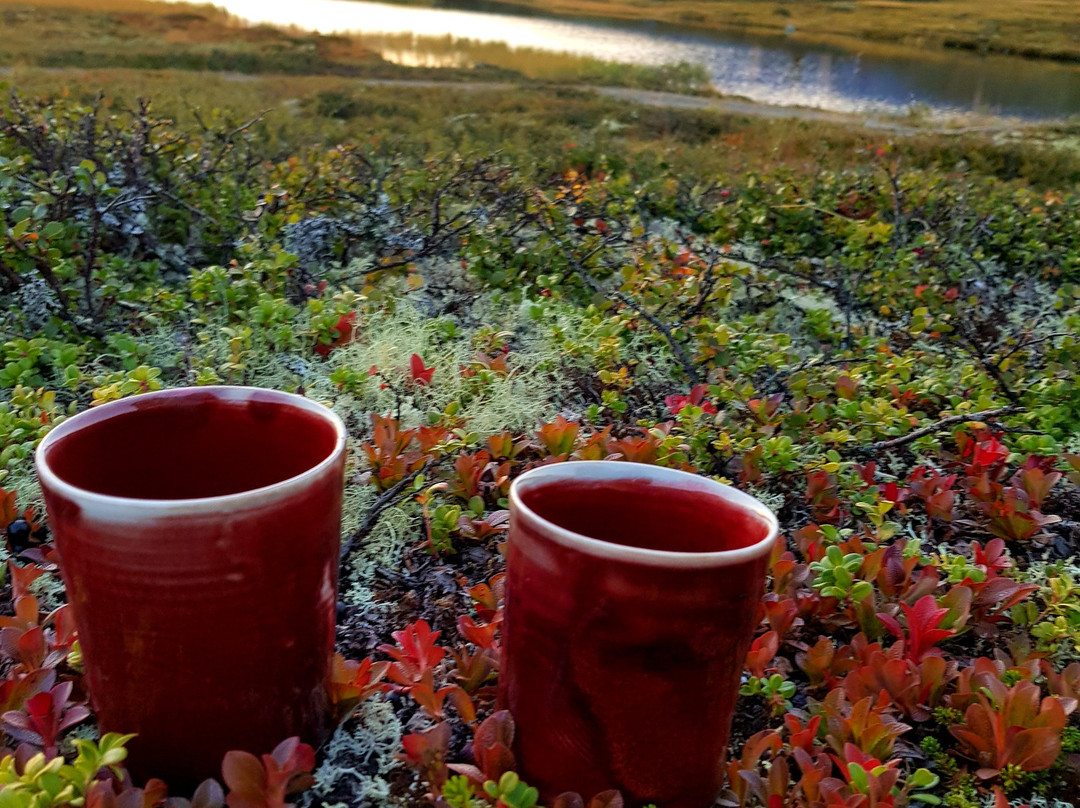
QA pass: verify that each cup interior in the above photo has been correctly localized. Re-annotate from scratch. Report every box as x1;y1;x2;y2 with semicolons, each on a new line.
517;472;773;554
41;389;341;500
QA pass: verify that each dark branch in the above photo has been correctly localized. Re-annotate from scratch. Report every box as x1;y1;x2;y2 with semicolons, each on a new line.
339;463;431;562
854;405;1024;457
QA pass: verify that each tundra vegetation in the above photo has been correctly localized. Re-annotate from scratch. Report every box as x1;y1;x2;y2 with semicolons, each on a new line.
1;1;1080;807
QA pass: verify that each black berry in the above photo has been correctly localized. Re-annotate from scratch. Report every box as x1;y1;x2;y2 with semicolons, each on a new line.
6;519;32;553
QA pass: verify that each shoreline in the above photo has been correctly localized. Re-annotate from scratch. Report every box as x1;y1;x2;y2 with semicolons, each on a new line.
2;64;1067;136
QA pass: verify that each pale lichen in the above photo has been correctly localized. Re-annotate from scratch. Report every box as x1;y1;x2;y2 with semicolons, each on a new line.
304;699;404;808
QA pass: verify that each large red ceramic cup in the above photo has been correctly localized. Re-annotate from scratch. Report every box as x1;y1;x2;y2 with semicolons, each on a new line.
35;387;346;788
500;461;778;808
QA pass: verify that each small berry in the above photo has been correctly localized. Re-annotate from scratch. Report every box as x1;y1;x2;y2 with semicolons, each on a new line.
336;601;348;621
6;519;32;553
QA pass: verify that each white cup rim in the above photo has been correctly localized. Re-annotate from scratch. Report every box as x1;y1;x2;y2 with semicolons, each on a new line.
35;386;347;517
508;460;779;569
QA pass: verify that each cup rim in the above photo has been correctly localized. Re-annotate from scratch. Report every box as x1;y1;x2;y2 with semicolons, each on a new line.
508;460;779;568
35;386;347;515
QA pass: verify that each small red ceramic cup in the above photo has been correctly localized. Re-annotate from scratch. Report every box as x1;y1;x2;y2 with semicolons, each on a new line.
500;461;778;808
35;387;346;788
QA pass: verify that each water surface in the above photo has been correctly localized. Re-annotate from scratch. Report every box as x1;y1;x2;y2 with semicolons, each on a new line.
205;0;1080;118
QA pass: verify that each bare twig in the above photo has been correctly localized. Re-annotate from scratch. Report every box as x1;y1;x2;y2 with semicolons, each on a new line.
855;405;1023;456
339;462;431;562
996;332;1073;363
605;282;702;385
539;221;703;384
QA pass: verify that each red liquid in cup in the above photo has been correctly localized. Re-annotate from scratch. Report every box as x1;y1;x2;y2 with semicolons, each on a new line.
37;389;345;789
500;469;774;808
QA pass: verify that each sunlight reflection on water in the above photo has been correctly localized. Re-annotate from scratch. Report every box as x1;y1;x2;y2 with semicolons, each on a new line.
176;0;1079;118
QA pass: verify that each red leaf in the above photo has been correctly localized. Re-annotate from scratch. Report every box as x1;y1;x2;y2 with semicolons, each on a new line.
222;751;268;806
552;794;585;808
409;354;435;386
588;792;623;808
745;631;779;679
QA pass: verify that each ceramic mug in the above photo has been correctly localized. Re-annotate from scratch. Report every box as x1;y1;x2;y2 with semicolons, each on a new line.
35;386;346;788
499;461;778;808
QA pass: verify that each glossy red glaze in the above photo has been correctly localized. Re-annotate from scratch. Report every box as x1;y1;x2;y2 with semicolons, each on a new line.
36;387;346;789
500;463;776;808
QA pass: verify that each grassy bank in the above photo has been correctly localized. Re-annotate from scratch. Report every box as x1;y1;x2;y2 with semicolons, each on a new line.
4;65;1079;189
462;0;1080;63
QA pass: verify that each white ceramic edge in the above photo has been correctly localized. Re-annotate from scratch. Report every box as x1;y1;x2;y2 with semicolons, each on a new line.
509;460;779;569
34;386;347;521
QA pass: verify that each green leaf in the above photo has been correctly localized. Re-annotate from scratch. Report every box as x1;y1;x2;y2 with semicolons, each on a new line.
847;763;869;792
907;768;939;789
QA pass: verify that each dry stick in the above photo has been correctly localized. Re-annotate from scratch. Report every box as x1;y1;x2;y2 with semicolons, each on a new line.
339;462;431;562
856;405;1024;456
604;283;703;386
0;256;21;290
544;225;703;385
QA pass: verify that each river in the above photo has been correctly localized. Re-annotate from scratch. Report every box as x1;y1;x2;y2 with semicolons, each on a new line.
202;0;1079;119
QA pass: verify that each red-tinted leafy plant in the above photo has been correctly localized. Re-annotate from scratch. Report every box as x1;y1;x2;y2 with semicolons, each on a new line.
221;737;316;808
607;430;664;465
361;414;427;491
450;645;497;696
956;429;1011;474
328;654;390;718
86;777;170;808
820;692;910;761
665;384;717;415
906;466;956;522
0;668;55;714
457;510;509;541
796;637;858;690
964;458;1062;542
7;562;46;600
465;575;505;624
1041;660;1080;715
1011;464;1062;510
536;416;579;458
949;676;1066;779
762;595;800;640
745;631;779;679
806;471;842;523
972;539;1012;576
950;661;1067;782
457;615;500;652
448;450;492;501
1;681;90;758
552;790;624;808
380;619;446;687
407;672;475;723
843;652;956;722
399;722;451;796
875;595;956;662
448;710;516;786
720;728;782;808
